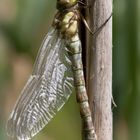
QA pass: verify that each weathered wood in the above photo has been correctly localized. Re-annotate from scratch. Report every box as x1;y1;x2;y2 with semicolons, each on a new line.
85;0;113;140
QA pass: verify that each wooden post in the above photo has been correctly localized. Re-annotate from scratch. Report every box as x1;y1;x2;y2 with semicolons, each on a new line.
85;0;113;140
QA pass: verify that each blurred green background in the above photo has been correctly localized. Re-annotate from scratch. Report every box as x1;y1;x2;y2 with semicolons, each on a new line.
0;0;139;140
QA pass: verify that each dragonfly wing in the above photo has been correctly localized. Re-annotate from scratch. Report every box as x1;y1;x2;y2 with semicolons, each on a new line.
7;27;74;140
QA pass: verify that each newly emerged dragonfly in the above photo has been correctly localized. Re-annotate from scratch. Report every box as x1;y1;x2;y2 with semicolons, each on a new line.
7;0;97;140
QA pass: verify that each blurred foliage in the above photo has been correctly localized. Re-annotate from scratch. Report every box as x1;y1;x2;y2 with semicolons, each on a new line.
0;0;140;140
113;0;140;140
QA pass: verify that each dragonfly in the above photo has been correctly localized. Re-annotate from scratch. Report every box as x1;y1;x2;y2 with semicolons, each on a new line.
7;0;97;140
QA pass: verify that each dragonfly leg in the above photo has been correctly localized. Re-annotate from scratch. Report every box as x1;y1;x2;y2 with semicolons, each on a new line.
80;11;112;35
93;13;112;36
78;1;91;9
81;14;94;34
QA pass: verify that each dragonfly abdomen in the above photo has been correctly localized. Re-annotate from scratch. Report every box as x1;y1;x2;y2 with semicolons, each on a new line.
66;34;97;140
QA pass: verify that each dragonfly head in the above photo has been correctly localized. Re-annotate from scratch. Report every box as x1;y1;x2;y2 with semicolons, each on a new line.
57;0;78;10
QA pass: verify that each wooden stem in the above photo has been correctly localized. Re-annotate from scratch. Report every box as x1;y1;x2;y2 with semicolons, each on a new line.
85;0;113;140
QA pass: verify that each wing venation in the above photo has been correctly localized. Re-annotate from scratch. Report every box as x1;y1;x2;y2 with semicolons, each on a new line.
7;27;75;140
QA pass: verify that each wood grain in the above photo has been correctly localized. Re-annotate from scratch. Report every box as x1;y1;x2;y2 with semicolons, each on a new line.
85;0;113;139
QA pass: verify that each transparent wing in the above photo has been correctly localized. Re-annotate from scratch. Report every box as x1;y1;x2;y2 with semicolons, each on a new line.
7;27;74;140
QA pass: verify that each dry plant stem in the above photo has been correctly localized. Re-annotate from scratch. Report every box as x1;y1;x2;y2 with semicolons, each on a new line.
85;0;113;140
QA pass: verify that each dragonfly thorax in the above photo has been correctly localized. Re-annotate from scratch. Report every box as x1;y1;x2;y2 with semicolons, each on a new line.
54;11;79;38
